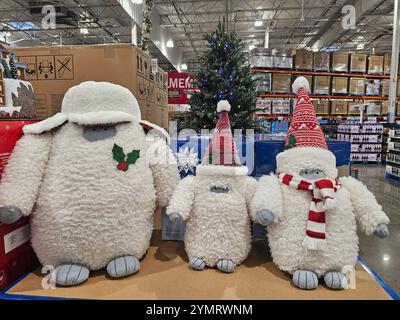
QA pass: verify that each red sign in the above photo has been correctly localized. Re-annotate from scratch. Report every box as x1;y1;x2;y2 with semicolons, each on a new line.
168;72;198;105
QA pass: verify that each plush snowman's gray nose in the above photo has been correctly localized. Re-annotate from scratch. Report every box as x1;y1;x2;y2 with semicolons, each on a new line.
83;125;117;142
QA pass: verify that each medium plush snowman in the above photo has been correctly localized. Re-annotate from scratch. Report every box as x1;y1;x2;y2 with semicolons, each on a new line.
0;81;179;286
251;77;390;290
166;100;257;273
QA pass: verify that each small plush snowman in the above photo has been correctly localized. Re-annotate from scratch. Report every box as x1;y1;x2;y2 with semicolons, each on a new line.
166;100;257;273
251;77;389;290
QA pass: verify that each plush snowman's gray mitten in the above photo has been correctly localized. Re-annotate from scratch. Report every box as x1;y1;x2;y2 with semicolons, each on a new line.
169;212;184;223
0;206;23;224
374;223;389;239
257;209;275;226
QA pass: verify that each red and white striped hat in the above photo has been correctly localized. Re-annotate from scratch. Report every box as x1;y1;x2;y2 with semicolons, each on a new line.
276;77;338;179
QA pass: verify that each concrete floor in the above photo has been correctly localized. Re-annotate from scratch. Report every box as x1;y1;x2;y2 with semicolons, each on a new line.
354;164;400;296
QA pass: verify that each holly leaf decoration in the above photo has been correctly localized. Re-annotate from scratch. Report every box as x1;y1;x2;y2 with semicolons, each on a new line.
284;134;296;150
126;149;140;166
112;144;125;164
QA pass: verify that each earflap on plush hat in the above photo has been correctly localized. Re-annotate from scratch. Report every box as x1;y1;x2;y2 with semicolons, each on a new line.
23;81;170;141
196;100;248;176
276;76;337;179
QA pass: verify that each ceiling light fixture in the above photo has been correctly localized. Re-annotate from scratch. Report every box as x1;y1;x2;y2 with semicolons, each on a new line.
131;0;143;4
166;39;174;48
255;20;263;27
80;28;89;35
181;64;188;70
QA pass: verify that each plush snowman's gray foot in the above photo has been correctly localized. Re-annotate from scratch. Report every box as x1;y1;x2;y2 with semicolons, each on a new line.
55;264;89;286
292;270;318;290
324;271;347;290
216;259;235;273
189;256;206;271
107;255;140;278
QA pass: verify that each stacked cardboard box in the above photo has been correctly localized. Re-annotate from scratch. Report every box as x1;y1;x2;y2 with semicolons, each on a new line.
253;73;272;93
349;77;365;95
331;53;349;72
313;100;330;115
365;79;381;96
348;100;364;115
331;100;348;114
273;50;293;69
382;79;390;96
249;48;274;68
13;44;169;128
384;53;391;74
366;101;381;115
332;76;348;94
313;52;330;71
272;99;291;114
255;98;272;114
368;55;384;74
350;54;367;73
272;73;291;93
313;76;330;95
294;50;313;70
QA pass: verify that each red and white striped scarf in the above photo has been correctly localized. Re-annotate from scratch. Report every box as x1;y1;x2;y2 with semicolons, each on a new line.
277;173;341;251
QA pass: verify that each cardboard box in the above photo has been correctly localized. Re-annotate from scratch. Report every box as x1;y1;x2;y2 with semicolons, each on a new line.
381;101;389;114
272;73;291;93
368;55;384;74
384;53;391;74
348;100;364;115
249;48;274;68
253;73;272;93
350;54;367;73
365;79;381;96
313;76;330;95
273;51;292;69
272;99;291;114
313;52;330;71
366;101;381;115
382;79;390;96
332;76;348;94
14;44;168;128
331;53;349;72
331;100;348;114
255;98;272;114
313;99;330;114
0;120;39;291
349;77;365;95
294;49;313;70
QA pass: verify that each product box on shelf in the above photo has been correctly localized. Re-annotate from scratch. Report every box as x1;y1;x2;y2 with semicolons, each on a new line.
384;53;391;74
253;72;272;93
273;50;293;69
0;120;39;291
272;99;291;114
331;100;348;114
368;55;384;74
381;101;389;115
294;49;313;70
255;98;272;114
365;79;381;96
313;52;330;71
349;77;365;95
366;101;382;115
332;76;348;94
350;53;367;73
348;100;365;115
382;79;390;96
331;52;349;72
13;44;169;127
272;73;291;93
249;48;274;68
313;75;330;95
313;99;330;115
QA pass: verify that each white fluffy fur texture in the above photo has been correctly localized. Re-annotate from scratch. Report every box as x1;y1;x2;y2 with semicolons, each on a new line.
0;121;178;270
61;81;141;120
196;164;248;176
276;147;338;179
140;120;170;144
167;174;257;267
23;113;67;134
292;76;310;94
340;176;390;235
0;134;51;215
68;111;135;125
217;100;231;113
147;140;179;208
252;174;389;276
250;174;282;222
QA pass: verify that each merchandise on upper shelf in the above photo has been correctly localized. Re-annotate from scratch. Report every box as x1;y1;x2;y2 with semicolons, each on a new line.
349;77;365;95
294;49;313;70
271;99;291;114
332;76;348;94
273;50;293;69
313;75;330;95
255;97;272;114
365;79;381;96
331;52;349;72
272;73;291;93
350;53;367;73
313;52;330;71
368;55;384;74
253;72;272;93
249;48;274;68
331;100;348;114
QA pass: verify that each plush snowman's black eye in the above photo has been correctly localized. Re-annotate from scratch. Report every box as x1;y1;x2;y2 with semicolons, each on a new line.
316;171;320;174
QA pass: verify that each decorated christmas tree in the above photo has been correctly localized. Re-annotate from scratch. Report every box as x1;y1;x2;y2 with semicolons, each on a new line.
187;18;259;132
8;54;19;79
1;59;11;78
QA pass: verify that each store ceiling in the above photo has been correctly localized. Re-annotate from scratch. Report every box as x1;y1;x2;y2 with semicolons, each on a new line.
0;0;396;72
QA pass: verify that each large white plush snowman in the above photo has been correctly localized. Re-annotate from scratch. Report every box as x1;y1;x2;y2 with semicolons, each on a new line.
0;81;179;286
167;101;257;273
251;77;390;290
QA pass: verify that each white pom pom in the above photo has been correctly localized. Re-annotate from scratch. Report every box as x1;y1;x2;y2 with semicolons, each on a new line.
217;100;231;113
292;76;310;94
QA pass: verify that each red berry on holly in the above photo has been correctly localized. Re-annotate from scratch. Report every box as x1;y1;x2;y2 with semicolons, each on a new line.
118;162;127;171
